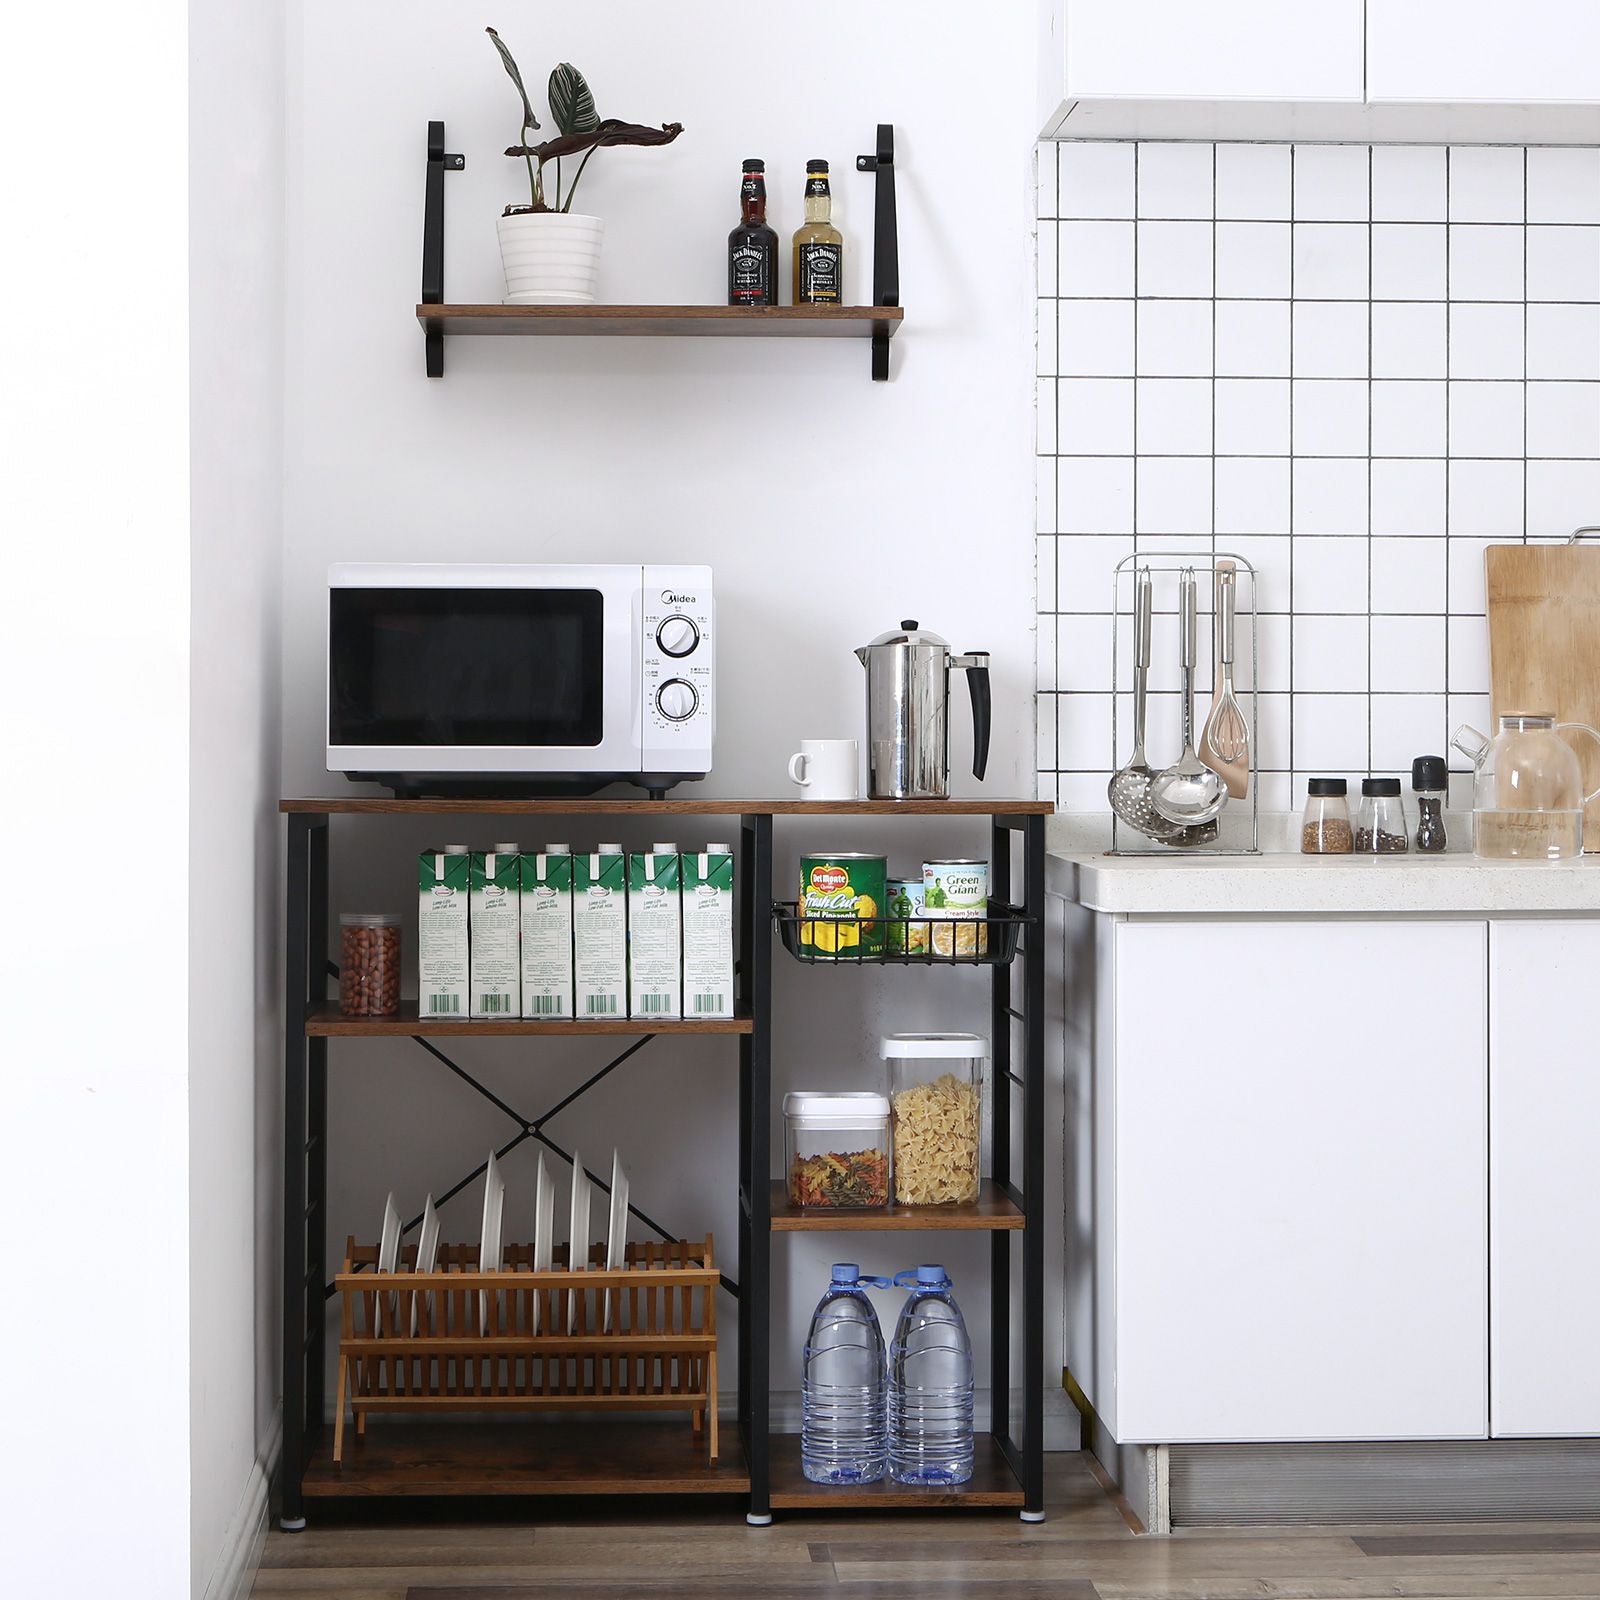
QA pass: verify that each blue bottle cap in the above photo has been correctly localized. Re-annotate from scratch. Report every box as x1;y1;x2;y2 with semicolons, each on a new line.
830;1263;860;1284
917;1264;949;1286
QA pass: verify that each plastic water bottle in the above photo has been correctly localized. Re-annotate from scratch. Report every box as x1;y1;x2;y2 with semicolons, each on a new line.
801;1263;888;1484
888;1264;974;1485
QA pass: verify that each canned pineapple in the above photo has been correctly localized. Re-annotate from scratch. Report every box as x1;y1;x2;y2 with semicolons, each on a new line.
798;853;887;959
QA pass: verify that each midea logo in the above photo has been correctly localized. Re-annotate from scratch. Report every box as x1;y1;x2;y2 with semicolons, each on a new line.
662;590;695;605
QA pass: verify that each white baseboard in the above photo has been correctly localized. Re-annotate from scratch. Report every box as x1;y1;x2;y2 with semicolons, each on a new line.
201;1413;282;1600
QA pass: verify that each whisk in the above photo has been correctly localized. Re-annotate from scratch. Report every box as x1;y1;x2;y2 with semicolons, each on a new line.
1199;561;1249;798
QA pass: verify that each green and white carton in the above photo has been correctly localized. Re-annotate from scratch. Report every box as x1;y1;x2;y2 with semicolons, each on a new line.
682;842;734;1020
470;843;522;1018
573;844;627;1019
628;844;683;1020
418;845;470;1018
519;843;574;1019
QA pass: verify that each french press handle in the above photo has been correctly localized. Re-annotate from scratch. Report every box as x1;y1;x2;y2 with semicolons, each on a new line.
952;652;991;783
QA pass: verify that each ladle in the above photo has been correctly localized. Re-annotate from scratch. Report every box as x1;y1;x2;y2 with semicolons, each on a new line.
1150;567;1229;827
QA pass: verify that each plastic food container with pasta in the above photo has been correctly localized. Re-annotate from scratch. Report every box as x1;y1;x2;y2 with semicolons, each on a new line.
783;1092;892;1208
884;1033;985;1205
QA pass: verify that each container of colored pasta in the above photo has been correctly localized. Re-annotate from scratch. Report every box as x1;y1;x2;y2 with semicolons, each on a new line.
783;1092;891;1209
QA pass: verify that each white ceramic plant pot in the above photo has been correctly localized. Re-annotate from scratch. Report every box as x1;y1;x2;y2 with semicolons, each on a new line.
497;211;605;305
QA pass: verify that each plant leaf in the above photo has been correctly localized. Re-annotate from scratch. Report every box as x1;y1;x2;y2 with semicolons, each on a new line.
486;27;539;130
531;118;683;162
547;63;598;137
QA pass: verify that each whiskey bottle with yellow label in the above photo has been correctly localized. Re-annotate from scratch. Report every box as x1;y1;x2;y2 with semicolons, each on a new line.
792;159;843;305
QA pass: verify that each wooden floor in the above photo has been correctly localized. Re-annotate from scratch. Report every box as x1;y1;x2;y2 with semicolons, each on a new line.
253;1451;1600;1599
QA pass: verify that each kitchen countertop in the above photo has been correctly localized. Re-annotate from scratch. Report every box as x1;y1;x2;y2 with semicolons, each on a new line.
1046;815;1600;914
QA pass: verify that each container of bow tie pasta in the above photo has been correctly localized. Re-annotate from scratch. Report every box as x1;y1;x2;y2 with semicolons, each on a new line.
797;852;887;960
884;1033;985;1205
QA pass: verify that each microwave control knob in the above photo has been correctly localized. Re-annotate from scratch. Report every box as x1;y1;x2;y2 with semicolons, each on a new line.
656;678;698;722
656;615;699;658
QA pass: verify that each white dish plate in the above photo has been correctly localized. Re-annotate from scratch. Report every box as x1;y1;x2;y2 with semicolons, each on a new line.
377;1191;402;1335
479;1151;505;1331
568;1151;591;1330
532;1153;555;1331
604;1151;629;1331
411;1194;440;1336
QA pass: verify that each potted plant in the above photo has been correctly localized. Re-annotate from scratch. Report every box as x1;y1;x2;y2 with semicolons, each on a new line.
487;27;683;305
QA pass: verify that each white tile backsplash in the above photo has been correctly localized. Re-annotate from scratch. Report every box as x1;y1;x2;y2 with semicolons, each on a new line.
1216;143;1292;220
1039;137;1600;808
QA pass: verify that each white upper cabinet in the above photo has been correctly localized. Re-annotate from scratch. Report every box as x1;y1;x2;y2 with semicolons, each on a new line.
1063;0;1365;102
1489;921;1600;1436
1368;1;1600;103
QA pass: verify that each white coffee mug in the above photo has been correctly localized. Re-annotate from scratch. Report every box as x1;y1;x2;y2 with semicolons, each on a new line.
788;739;859;801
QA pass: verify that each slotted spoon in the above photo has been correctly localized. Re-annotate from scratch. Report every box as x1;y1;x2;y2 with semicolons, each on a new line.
1108;567;1185;843
1150;568;1229;827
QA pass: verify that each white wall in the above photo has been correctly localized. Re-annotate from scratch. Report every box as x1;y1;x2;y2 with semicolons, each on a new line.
188;0;285;1592
0;3;193;1595
284;1;1040;1401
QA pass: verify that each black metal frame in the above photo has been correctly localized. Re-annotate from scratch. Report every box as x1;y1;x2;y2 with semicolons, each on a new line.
421;121;464;377
856;123;900;381
419;120;899;379
280;804;1040;1528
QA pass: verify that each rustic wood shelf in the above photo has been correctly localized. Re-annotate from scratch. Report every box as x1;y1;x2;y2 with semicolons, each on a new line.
768;1180;1023;1232
302;1420;749;1499
766;1433;1024;1509
305;1002;752;1038
416;303;903;340
282;797;1051;816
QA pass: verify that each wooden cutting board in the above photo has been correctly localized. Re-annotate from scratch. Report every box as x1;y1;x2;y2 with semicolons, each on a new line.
1486;541;1600;847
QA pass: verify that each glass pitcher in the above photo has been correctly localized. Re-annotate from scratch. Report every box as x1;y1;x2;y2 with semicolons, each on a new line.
1451;714;1600;860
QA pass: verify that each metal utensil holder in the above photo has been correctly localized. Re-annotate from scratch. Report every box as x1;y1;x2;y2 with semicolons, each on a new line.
1109;552;1261;857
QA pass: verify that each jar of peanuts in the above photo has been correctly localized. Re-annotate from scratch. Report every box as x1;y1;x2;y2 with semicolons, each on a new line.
339;913;401;1017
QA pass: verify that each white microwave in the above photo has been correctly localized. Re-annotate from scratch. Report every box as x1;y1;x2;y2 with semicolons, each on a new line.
326;562;714;796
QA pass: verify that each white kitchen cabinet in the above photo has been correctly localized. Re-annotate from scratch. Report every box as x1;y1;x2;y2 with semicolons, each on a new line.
1489;920;1600;1436
1368;1;1600;103
1062;0;1365;102
1111;918;1488;1442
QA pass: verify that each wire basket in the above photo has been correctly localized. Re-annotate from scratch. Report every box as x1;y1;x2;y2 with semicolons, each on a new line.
771;901;1030;966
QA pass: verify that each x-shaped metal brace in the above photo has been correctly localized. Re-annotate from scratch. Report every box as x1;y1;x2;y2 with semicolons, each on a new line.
323;959;739;1300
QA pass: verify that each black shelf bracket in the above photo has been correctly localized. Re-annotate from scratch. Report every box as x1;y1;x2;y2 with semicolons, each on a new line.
856;123;900;381
422;119;465;377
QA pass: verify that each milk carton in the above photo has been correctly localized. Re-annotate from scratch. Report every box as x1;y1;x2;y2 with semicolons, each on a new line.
573;844;627;1019
418;845;470;1018
520;844;574;1019
470;843;522;1018
628;844;683;1019
682;842;735;1019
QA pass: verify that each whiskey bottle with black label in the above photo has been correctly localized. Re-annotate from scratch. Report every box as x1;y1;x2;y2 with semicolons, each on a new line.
792;159;843;305
728;159;778;307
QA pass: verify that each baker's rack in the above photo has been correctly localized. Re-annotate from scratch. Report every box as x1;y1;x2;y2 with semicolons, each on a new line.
1109;552;1261;857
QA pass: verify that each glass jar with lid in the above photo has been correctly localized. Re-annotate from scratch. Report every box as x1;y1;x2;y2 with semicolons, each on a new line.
1355;778;1409;854
883;1033;985;1205
784;1092;891;1208
1301;779;1353;854
339;913;401;1016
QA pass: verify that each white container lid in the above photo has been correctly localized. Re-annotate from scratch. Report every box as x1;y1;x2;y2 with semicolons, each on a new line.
650;841;679;853
597;843;623;854
544;842;571;853
783;1090;890;1121
492;841;520;853
880;1031;988;1060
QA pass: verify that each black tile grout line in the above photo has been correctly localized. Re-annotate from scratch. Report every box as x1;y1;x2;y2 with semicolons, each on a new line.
1366;142;1375;773
1057;215;1600;230
1053;295;1600;307
1287;144;1296;780
1050;374;1600;386
1444;145;1453;748
1524;149;1531;560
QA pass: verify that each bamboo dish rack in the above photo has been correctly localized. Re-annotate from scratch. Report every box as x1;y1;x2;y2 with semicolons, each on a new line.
333;1235;719;1463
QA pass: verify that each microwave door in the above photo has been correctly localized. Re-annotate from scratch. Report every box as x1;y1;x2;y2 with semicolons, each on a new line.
327;573;640;776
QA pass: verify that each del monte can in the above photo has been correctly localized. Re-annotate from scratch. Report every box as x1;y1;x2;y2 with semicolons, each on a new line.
799;852;887;960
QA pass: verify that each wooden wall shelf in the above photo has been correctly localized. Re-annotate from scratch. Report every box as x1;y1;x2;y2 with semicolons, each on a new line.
419;120;903;377
416;304;903;340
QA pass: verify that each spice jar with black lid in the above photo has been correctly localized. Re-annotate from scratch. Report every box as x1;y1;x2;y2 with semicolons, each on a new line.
1301;778;1353;854
1355;778;1409;854
1412;755;1448;853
